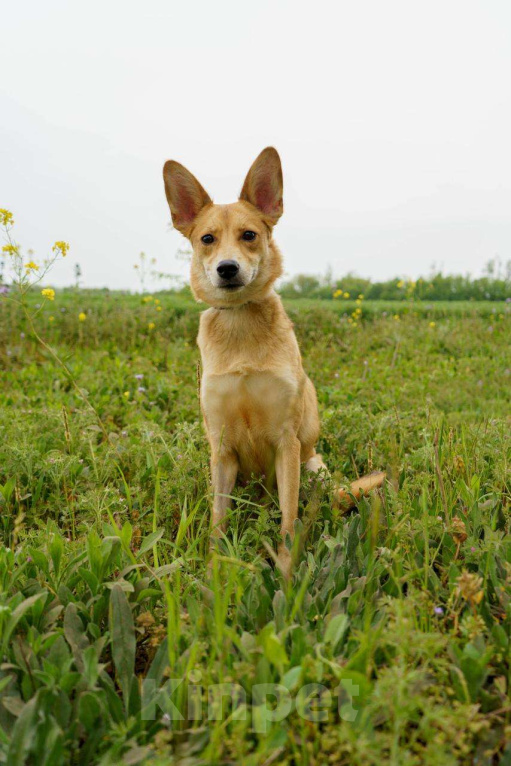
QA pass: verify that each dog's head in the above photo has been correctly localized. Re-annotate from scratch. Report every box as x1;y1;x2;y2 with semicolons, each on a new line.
163;148;284;308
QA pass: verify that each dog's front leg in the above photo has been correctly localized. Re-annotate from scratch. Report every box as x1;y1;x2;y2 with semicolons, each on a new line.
210;451;238;539
275;437;301;579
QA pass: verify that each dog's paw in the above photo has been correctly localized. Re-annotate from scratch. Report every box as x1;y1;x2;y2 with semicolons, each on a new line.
305;454;329;483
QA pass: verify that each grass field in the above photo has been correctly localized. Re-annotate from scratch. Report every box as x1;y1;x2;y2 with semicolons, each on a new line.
0;293;510;765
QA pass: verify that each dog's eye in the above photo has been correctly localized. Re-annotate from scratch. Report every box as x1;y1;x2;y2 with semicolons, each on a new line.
201;234;215;245
242;230;257;242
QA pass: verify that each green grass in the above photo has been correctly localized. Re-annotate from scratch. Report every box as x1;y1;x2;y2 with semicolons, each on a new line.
0;294;510;765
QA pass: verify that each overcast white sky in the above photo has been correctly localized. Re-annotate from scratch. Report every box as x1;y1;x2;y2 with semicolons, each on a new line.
1;0;511;290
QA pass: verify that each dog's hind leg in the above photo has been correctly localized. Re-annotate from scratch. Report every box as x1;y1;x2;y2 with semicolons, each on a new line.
299;377;326;476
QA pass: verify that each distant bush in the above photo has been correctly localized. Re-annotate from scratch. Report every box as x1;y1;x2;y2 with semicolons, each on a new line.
279;258;511;301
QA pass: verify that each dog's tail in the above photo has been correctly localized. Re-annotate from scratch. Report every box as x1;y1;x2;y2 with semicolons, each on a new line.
334;470;386;511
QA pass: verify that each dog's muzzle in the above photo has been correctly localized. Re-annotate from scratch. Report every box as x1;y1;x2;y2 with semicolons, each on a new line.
215;259;244;289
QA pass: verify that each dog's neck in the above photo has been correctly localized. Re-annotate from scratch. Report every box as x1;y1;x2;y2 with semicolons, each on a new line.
212;289;278;314
210;292;293;347
200;290;296;374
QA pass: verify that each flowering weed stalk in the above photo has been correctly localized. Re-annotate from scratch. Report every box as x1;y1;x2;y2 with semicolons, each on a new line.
0;209;107;438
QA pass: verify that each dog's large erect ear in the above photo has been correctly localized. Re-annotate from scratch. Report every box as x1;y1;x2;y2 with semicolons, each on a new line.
163;160;212;235
239;147;283;225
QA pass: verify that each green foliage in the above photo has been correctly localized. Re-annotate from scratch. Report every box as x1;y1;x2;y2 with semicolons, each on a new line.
0;293;509;764
279;259;511;301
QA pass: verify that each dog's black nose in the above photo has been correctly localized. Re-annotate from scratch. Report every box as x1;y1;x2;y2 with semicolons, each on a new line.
217;260;239;280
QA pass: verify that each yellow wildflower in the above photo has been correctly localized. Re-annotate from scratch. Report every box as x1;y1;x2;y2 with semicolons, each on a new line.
0;209;14;226
2;244;17;256
49;316;55;322
397;280;404;288
41;288;55;301
156;305;162;311
78;312;87;322
358;294;364;300
394;314;400;320
343;292;350;299
142;296;154;303
333;289;342;298
148;322;155;330
429;321;436;328
25;260;39;271
52;241;69;257
123;391;130;399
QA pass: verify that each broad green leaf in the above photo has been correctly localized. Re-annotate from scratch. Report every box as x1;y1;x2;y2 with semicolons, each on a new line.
272;590;286;632
120;521;133;548
109;584;135;710
63;603;90;672
104;579;135;592
49;534;64;580
154;559;183;578
6;696;37;766
146;637;169;685
282;665;302;691
78;567;99;595
2;593;46;653
324;613;349;652
27;548;49;576
258;623;288;673
137;528;164;557
78;691;102;732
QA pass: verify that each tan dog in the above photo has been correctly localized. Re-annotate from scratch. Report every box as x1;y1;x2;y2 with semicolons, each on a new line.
162;148;383;576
